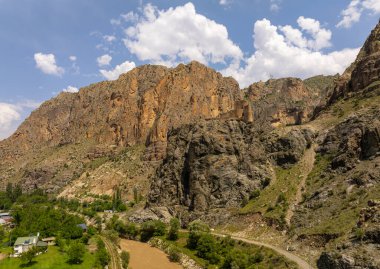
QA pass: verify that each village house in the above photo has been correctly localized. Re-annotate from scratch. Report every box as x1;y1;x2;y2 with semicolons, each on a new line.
13;233;48;257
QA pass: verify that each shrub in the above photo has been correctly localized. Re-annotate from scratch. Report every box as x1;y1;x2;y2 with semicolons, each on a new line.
196;233;216;260
125;223;139;239
167;218;180;241
187;220;210;249
168;247;181;263
140;220;166;242
249;190;261;199
121;251;130;269
20;246;38;265
67;241;85;264
96;248;110;267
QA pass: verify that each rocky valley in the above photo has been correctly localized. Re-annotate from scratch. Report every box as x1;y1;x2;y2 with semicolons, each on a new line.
1;19;380;269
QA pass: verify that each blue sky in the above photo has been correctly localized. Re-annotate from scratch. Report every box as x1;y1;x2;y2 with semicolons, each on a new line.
0;0;379;139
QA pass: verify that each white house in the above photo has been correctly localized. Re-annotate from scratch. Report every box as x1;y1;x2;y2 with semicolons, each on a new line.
13;236;39;256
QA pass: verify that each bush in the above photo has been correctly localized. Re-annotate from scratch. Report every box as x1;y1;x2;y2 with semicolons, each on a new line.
249;190;261;199
121;251;130;269
167;218;180;241
67;241;85;264
96;248;110;267
187;220;210;249
140;220;166;242
20;246;38;265
221;249;249;269
196;234;217;261
168;247;181;263
125;223;139;239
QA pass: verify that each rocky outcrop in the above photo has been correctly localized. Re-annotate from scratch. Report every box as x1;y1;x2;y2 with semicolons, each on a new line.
146;119;313;224
245;76;335;127
314;21;380;117
147;120;271;214
0;61;243;190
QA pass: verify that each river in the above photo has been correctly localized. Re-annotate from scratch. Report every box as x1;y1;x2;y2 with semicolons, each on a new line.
119;239;183;269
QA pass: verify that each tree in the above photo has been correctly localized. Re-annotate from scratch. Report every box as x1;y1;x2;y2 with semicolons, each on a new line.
67;241;85;264
167;218;180;241
121;251;130;269
187;220;210;249
96;248;110;267
125;223;139;240
20;246;38;265
140;220;166;242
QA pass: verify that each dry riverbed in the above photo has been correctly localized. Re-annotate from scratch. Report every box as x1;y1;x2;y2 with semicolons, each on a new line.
120;239;182;269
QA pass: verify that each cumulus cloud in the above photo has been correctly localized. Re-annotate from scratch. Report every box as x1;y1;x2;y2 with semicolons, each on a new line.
69;55;77;61
337;0;380;28
97;54;112;67
123;3;243;66
34;53;64;76
222;18;359;87
62;86;79;93
100;60;136;80
0;101;41;140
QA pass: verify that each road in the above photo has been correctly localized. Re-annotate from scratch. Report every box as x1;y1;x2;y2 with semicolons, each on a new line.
212;232;315;269
101;236;122;269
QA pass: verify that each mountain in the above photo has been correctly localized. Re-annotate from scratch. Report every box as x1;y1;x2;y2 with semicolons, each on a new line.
1;20;380;269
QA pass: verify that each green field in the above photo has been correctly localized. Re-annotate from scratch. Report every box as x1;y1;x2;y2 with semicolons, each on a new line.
0;246;96;269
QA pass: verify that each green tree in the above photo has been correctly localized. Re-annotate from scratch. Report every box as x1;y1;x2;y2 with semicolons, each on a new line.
121;251;130;269
125;223;139;240
196;234;218;262
187;220;210;249
140;220;166;242
20;246;38;265
67;241;85;264
167;218;180;241
96;248;110;267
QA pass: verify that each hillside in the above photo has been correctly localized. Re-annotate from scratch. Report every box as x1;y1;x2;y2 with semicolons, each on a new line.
0;19;380;269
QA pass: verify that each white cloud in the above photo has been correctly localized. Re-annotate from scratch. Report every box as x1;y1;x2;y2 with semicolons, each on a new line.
0;101;41;140
34;53;64;76
123;3;243;66
97;54;113;67
337;0;380;28
270;0;282;12
69;55;77;61
219;0;231;6
100;60;136;80
222;18;359;87
121;11;139;22
103;35;116;42
62;86;79;93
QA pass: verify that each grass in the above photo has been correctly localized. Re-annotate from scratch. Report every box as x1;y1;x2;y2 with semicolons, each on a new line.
240;160;305;225
0;246;96;269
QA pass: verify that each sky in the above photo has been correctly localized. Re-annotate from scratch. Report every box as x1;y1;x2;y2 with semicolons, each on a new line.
0;0;379;140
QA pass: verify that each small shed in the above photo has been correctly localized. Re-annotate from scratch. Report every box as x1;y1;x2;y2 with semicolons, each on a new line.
77;223;88;232
42;237;56;246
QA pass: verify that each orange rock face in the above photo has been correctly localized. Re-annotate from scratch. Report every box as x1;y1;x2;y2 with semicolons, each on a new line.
0;61;241;163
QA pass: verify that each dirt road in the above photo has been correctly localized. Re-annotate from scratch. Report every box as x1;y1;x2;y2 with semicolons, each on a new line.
119;239;182;269
101;236;121;269
212;233;315;269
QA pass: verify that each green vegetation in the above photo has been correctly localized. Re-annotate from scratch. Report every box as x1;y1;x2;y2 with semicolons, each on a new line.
67;241;86;264
0;246;96;269
120;251;130;269
167;218;180;241
241;162;304;227
153;226;297;269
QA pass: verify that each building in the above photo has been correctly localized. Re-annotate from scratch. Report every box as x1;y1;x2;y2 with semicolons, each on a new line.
77;223;88;232
13;233;48;257
41;237;56;246
13;236;39;256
